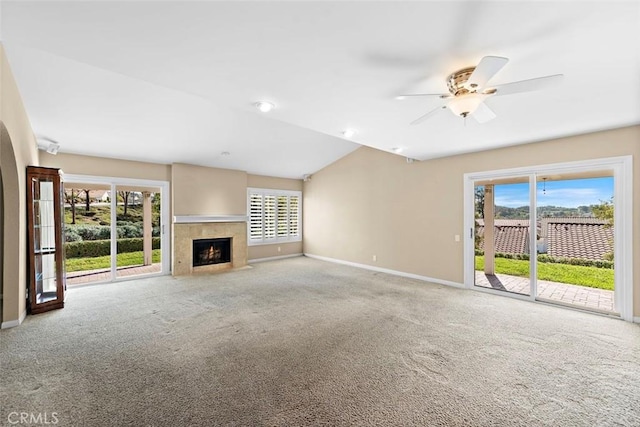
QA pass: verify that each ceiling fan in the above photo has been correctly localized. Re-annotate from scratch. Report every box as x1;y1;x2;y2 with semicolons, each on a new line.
397;56;563;125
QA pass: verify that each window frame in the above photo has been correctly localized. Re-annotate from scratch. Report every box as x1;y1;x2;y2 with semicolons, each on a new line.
247;188;302;246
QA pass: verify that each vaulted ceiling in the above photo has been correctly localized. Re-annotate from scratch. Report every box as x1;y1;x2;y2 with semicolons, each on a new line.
2;1;639;178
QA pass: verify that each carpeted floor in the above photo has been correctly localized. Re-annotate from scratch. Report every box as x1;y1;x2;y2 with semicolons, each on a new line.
1;257;639;426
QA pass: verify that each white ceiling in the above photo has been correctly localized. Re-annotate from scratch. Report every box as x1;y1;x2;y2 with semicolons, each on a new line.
2;1;639;179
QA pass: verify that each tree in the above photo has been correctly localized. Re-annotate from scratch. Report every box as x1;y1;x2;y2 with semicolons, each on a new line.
81;189;91;213
591;197;613;225
118;191;131;217
591;197;614;260
474;186;485;218
64;189;80;224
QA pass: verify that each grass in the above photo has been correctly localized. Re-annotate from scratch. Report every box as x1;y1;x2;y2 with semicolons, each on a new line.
66;249;161;273
475;256;614;290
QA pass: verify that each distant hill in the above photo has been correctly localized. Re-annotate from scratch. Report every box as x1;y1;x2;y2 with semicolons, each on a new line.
494;205;593;219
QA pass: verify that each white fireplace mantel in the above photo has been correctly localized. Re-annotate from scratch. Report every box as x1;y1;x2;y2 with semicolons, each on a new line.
173;215;249;224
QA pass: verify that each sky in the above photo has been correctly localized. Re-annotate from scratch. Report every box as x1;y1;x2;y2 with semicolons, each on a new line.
490;177;614;208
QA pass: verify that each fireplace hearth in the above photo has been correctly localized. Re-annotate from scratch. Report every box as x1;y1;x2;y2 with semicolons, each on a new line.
193;238;231;267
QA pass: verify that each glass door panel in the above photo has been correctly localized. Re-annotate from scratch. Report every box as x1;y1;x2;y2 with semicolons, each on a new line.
63;183;112;285
115;185;162;279
535;174;615;313
474;179;531;296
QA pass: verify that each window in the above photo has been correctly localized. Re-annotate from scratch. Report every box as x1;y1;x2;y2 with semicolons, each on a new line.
248;188;301;245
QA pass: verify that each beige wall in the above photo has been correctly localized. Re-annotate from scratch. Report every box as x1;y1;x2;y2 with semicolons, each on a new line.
39;152;172;182
172;163;247;216
247;174;303;260
303;125;640;316
0;44;40;326
247;174;303;192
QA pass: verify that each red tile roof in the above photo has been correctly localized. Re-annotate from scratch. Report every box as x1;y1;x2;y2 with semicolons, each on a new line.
477;222;530;255
476;217;613;260
546;222;613;260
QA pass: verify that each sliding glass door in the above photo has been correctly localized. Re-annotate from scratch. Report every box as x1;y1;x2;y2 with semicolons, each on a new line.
115;185;162;279
63;175;169;285
64;183;113;286
464;157;632;320
534;174;615;313
474;178;531;296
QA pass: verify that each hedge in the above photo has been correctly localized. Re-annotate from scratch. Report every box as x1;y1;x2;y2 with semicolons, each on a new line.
65;223;160;242
65;237;161;259
475;249;613;269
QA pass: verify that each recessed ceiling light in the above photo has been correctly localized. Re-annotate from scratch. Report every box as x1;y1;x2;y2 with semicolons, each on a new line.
391;147;404;153
254;101;275;113
342;129;357;139
221;151;230;156
395;96;406;100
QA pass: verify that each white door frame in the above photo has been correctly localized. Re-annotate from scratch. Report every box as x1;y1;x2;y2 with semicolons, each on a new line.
463;156;633;321
62;174;171;281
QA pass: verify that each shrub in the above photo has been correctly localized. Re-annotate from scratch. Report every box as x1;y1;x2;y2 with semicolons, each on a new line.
64;228;82;242
476;250;613;269
117;224;143;238
537;254;613;269
65;237;161;258
67;224;111;241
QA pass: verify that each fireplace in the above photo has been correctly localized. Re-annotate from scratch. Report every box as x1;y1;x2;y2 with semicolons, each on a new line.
173;219;247;276
193;238;231;267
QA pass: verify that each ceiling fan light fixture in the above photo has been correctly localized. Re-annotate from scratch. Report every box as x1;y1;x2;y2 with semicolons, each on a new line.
254;101;275;113
447;93;486;118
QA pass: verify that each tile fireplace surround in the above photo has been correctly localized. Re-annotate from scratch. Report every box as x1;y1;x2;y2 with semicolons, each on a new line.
173;215;248;276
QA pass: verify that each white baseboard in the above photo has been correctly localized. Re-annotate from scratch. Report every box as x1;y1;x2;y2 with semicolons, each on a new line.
304;253;465;289
1;309;27;329
249;253;303;264
634;317;640;324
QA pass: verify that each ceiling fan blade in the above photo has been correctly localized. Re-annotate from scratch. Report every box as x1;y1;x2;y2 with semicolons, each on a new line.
491;74;564;96
471;102;496;124
396;93;449;100
467;56;509;90
410;105;446;125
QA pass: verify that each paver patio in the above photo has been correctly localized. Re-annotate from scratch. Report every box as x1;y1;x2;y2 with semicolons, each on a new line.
67;263;162;286
475;271;615;313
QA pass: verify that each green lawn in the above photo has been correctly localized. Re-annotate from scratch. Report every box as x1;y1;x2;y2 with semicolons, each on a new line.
475;256;614;290
66;249;161;273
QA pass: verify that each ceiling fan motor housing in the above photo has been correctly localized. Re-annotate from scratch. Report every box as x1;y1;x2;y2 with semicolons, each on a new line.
447;67;476;96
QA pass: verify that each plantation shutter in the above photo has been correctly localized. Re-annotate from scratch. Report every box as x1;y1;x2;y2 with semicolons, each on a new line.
249;193;263;240
247;189;301;245
264;195;276;239
277;195;289;237
289;196;299;237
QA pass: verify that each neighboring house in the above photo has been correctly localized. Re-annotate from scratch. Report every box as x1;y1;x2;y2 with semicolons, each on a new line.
90;190;110;203
476;217;613;260
545;218;613;260
476;219;530;255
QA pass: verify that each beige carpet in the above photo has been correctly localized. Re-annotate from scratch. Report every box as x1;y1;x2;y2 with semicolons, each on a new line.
1;257;639;426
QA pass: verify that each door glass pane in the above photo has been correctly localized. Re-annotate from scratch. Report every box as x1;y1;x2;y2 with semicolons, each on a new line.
116;186;162;279
474;179;531;296
64;183;112;285
535;174;615;313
